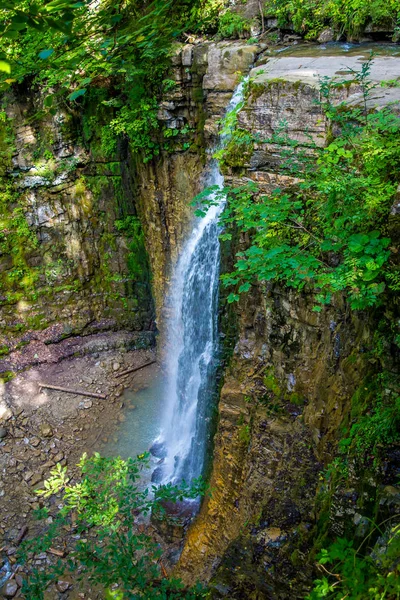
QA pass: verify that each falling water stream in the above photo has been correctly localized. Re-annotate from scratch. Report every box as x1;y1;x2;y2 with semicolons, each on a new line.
103;80;248;488
157;79;248;485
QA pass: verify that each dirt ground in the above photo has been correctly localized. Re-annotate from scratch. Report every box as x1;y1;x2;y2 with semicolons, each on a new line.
0;331;159;598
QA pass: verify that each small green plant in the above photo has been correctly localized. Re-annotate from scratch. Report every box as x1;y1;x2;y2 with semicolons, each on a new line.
238;424;251;445
308;525;400;599
218;10;251;38
18;453;207;600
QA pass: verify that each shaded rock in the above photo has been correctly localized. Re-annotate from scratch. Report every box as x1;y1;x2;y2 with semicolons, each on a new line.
0;427;7;439
318;27;335;43
1;580;18;598
151;466;164;484
149;440;167;459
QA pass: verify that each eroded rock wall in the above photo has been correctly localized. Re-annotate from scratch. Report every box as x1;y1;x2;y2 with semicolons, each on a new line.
134;41;261;329
0;86;155;375
176;48;400;597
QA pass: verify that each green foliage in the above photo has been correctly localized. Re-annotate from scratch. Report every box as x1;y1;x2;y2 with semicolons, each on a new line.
0;182;41;298
217;10;252;39
114;215;149;280
264;0;399;39
215;128;254;171
18;453;207;599
238;423;251;445
334;372;400;469
0;0;214;162
308;526;400;599
209;61;400;310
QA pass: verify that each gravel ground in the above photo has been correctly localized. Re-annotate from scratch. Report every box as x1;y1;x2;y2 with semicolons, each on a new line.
0;331;159;599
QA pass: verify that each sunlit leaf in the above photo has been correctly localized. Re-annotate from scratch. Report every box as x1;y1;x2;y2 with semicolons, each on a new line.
0;60;11;73
68;88;86;101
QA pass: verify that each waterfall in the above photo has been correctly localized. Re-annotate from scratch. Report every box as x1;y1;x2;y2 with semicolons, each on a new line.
157;79;248;485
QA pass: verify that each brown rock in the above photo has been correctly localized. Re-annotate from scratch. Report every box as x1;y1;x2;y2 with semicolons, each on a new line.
40;423;53;438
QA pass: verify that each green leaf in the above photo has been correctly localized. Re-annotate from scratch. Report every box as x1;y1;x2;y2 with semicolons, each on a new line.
44;94;55;107
68;88;86;101
0;60;11;73
38;48;54;59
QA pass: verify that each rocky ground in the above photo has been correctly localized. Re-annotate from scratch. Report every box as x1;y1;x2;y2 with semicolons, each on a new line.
0;331;159;598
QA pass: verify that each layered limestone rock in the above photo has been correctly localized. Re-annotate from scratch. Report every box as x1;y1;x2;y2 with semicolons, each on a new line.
0;90;154;373
134;40;262;330
176;46;400;596
0;39;262;367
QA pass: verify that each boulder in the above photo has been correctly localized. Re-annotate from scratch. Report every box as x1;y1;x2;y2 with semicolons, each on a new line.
318;27;335;43
1;580;18;598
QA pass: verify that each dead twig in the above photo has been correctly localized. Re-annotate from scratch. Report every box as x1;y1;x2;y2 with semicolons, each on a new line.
115;360;157;379
39;383;106;400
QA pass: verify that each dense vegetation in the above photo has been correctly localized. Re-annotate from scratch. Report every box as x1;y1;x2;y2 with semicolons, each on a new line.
265;0;400;39
204;60;400;311
18;453;206;599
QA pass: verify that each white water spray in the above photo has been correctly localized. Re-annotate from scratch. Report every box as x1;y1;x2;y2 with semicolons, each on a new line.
158;79;248;484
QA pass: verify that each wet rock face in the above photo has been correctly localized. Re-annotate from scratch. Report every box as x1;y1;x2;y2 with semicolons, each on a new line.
0;92;154;361
134;40;264;334
176;47;400;593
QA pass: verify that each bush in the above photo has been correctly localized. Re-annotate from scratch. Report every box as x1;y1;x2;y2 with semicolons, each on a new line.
218;10;252;38
18;453;207;599
264;0;399;39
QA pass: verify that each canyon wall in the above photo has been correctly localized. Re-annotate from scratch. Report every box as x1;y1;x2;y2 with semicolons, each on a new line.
0;88;155;376
176;48;400;597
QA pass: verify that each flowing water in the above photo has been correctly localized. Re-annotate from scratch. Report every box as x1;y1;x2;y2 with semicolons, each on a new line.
103;81;248;487
157;80;248;485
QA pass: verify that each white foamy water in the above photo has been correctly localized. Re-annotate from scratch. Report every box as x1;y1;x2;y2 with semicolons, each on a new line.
158;80;248;484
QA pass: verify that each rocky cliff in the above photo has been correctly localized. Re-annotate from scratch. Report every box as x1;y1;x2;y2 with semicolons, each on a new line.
0;32;399;599
0;85;156;377
176;46;400;597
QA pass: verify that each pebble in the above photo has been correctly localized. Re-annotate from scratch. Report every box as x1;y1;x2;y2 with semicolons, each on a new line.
113;362;120;371
56;580;72;593
23;470;34;482
79;400;93;409
40;423;53;438
1;580;18;598
30;473;42;487
0;427;7;439
1;408;13;421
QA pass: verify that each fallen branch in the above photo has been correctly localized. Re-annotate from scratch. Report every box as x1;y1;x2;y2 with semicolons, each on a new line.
48;547;66;558
15;526;28;546
39;383;106;400
115;360;157;379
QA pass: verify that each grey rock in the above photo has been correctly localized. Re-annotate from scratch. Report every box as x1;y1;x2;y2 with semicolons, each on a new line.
1;580;18;598
318;28;335;43
0;427;7;439
56;579;72;593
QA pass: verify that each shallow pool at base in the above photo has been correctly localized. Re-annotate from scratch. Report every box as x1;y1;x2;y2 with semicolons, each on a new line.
102;371;165;460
